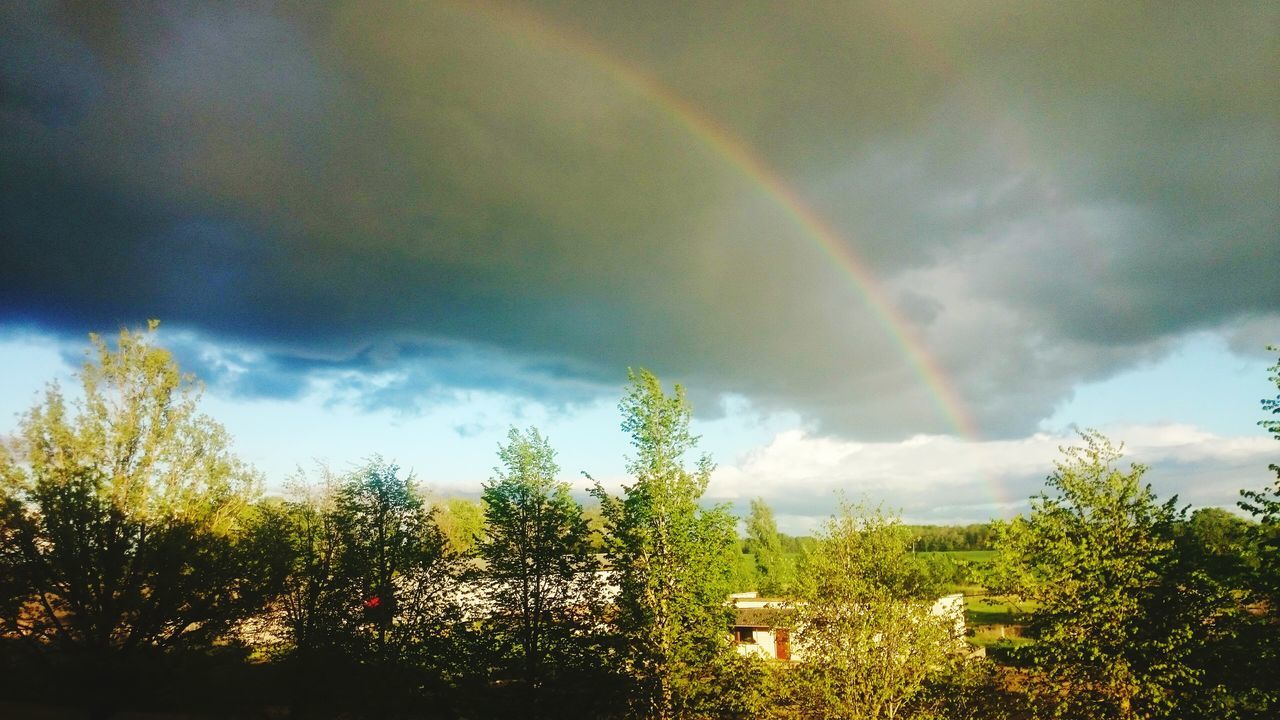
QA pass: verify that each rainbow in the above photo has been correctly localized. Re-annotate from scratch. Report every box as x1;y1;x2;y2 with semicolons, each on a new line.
454;0;981;442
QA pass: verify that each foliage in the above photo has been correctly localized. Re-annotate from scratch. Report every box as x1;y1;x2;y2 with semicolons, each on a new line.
1223;345;1280;717
782;501;962;720
914;660;1037;720
0;323;272;714
918;552;974;591
903;523;996;552
1240;344;1280;585
590;369;737;720
246;460;468;716
435;496;486;553
253;468;348;661
0;323;265;649
331;459;461;665
777;532;818;555
991;430;1218;719
476;426;605;715
1173;508;1254;588
8;327;1280;718
745;498;793;595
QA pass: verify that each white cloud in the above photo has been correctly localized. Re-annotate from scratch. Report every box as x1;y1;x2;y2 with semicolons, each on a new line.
710;424;1274;533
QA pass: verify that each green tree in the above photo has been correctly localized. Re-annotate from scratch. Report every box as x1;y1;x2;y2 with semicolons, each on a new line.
0;322;267;710
476;427;602;715
590;369;737;720
1175;507;1253;586
249;461;464;716
258;467;348;660
783;501;960;720
436;496;486;553
331;458;461;667
1228;345;1280;716
745;498;792;595
1240;344;1280;584
992;430;1213;719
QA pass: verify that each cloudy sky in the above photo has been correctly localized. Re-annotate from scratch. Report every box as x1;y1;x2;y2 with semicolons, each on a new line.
2;1;1277;531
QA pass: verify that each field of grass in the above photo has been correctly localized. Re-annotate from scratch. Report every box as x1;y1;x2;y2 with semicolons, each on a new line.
963;593;1038;660
965;595;1035;625
969;625;1034;649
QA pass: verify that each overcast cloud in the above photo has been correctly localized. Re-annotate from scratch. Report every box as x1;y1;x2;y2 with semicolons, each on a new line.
2;1;1277;439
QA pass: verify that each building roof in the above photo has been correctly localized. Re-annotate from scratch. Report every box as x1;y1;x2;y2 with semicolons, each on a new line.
734;606;796;628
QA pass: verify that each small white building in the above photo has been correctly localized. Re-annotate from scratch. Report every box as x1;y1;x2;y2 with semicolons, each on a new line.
728;592;967;662
730;593;797;661
730;594;796;661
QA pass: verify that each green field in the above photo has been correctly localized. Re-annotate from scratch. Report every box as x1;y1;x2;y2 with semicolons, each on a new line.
969;625;1034;648
963;594;1038;657
919;549;998;595
964;595;1035;625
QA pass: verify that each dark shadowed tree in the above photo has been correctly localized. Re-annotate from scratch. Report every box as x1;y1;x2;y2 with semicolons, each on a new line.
265;469;348;661
0;322;269;713
476;426;603;717
1241;345;1280;589
244;465;353;716
249;461;464;717
591;369;737;720
331;459;462;666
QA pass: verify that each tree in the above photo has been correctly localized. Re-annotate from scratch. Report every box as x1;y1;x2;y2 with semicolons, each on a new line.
436;496;486;553
991;430;1212;719
476;427;601;715
590;369;737;720
244;461;464;717
257;467;348;660
1228;345;1280;716
1240;345;1280;574
331;458;460;666
783;501;961;720
745;498;792;595
1174;507;1253;587
0;322;267;711
296;458;464;717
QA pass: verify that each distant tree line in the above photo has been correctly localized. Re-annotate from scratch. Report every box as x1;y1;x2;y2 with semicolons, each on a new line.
904;523;995;552
1;325;1277;720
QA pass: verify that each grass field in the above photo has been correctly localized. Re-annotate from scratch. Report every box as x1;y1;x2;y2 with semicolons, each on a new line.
965;595;1035;625
922;549;997;595
963;593;1038;657
969;625;1034;649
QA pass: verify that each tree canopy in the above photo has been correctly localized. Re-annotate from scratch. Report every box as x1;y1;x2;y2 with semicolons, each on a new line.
784;501;961;720
991;431;1220;719
476;426;603;715
0;322;270;713
591;369;737;720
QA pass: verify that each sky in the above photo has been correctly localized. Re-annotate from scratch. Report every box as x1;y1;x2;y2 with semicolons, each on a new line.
2;1;1277;533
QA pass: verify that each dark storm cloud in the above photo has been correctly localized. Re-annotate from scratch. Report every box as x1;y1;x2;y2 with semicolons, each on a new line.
2;1;1277;438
